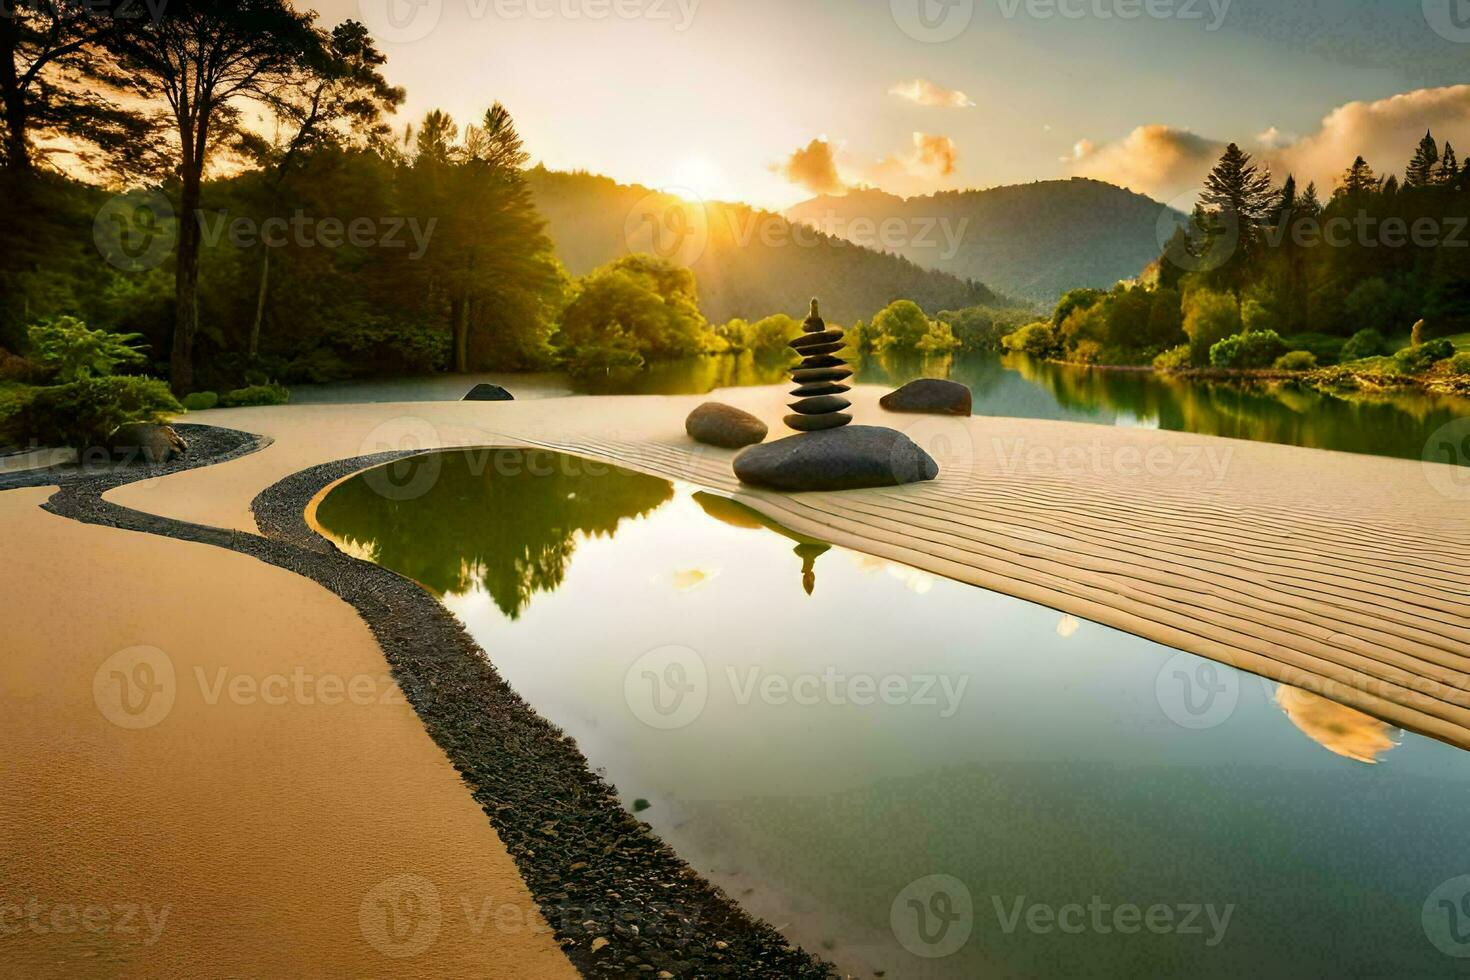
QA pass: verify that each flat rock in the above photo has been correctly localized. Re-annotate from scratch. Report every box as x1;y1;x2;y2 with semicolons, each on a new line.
784;413;852;432
879;378;972;416
795;355;844;369
790;341;845;357
788;395;851;415
685;401;768;448
463;383;514;401
735;425;939;491
107;422;188;463
792;367;853;384
790;382;850;398
790;329;844;349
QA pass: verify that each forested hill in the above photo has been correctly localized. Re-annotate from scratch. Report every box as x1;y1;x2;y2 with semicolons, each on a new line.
785;179;1186;305
526;167;1000;325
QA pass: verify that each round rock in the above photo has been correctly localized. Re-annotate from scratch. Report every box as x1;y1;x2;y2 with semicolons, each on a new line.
463;383;514;401
784;412;852;432
107;422;188;464
685;401;768;449
879;378;972;416
734;425;940;491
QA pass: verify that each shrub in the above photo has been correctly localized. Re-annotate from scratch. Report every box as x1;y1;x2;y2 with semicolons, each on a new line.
915;320;961;354
1279;333;1344;365
1209;330;1287;369
1274;350;1318;372
182;391;219;411
1183;289;1241;365
1449;352;1470;376
1071;340;1103;364
1393;338;1455;375
28;317;147;383
220;383;290;407
1002;321;1060;357
14;376;181;449
1153;345;1193;372
1340;328;1386;362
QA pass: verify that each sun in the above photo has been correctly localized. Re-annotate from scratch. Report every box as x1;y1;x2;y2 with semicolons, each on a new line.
661;154;729;203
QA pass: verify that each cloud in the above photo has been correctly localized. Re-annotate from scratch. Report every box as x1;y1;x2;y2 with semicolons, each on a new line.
1064;86;1470;203
876;132;959;182
779;138;847;196
889;78;975;109
1064;125;1224;202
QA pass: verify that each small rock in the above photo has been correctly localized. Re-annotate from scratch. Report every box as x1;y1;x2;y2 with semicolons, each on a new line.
590;937;610;954
734;425;939;492
106;423;188;464
463;383;514;401
685;402;767;449
879;378;972;416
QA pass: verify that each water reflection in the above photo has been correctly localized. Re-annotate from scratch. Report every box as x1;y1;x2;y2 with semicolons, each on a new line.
313;449;671;618
1273;685;1400;764
693;491;831;595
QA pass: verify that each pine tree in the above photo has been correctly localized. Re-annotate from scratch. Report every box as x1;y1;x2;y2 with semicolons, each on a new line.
1338;156;1378;198
1406;130;1440;187
1436;142;1460;186
1300;182;1323;217
1382;174;1400;196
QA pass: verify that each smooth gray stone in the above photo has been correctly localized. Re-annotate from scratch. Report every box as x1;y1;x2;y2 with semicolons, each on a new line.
788;395;852;415
791;341;844;357
797;354;845;369
783;412;853;432
792;367;853;384
463;384;514;401
879;378;972;416
735;425;941;491
789;382;851;398
790;329;845;350
685;401;768;448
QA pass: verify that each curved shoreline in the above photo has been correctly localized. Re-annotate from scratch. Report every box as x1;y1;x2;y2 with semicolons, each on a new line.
1;425;834;979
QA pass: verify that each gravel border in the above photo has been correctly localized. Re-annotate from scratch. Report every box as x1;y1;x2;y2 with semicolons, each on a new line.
2;424;836;979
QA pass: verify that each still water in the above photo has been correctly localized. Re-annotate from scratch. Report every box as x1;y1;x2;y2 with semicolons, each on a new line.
291;352;1470;466
314;449;1470;978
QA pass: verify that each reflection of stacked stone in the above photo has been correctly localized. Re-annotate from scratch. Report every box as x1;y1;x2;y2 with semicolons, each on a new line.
785;298;852;433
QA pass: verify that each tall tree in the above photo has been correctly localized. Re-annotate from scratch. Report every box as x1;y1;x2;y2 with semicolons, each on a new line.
106;0;319;392
1436;142;1460;187
1198;143;1275;295
1338;156;1378;198
1406;130;1440;188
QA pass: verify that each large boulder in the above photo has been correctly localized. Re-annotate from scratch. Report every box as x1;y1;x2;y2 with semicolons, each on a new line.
463;384;514;401
734;425;938;492
686;402;767;449
107;423;188;464
880;378;972;416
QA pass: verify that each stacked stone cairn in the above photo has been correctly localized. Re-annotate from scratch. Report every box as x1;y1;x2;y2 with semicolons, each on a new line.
785;299;852;433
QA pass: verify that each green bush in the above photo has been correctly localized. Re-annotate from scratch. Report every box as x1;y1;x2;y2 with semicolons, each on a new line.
182;391;219;411
220;383;290;407
1273;350;1318;372
1446;352;1470;376
1393;338;1455;375
1279;333;1344;365
1340;328;1386;362
1002;321;1060;357
28;317;147;383
14;376;181;449
1209;330;1287;369
1152;345;1193;372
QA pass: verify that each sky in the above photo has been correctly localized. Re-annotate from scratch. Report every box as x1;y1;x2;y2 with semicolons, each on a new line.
311;0;1470;209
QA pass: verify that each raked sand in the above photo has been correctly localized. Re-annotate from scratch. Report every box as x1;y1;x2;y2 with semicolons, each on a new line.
2;382;1466;974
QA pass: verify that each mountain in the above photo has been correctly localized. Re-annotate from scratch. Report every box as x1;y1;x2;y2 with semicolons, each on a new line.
785;179;1185;305
526;167;1002;326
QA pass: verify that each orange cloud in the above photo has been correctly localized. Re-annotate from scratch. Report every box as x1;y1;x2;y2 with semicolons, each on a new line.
1064;124;1224;203
889;78;975;109
779;138;847;196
